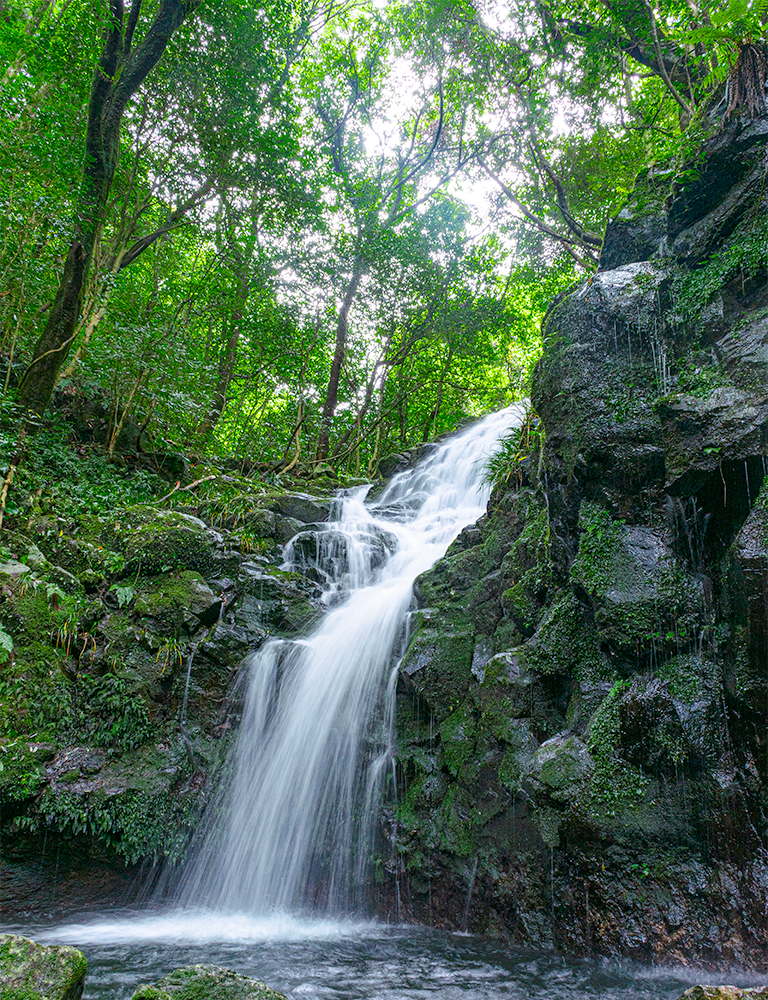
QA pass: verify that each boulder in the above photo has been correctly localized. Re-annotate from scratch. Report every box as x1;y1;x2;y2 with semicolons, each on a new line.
134;571;222;634
677;989;768;1000
0;559;30;583
0;933;86;1000
266;492;331;524
131;964;288;1000
111;506;217;574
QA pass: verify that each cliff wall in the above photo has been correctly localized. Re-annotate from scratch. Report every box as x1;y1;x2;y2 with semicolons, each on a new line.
393;112;768;967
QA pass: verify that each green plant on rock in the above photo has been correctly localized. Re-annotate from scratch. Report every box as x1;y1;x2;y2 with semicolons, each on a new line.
675;214;768;323
482;407;543;493
156;638;185;676
572;503;626;595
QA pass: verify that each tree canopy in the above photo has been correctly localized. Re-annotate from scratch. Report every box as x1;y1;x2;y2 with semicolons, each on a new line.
0;0;763;477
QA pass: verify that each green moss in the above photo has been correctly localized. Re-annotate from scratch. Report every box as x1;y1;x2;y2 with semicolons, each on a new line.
585;681;649;818
675;212;768;323
0;934;87;1000
527;592;603;678
674;354;733;398
571;503;626;594
110;506;213;575
132;964;287;1000
439;702;478;778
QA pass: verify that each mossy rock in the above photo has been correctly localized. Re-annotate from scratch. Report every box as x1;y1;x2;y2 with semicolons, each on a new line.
110;506;216;575
0;934;86;1000
0;739;54;804
678;989;768;1000
571;504;706;655
131;964;288;1000
134;571;220;634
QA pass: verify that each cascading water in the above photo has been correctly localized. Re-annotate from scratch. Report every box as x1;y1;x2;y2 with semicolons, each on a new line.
179;405;524;916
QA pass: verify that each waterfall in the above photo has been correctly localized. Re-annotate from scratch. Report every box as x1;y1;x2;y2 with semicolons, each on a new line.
180;405;523;916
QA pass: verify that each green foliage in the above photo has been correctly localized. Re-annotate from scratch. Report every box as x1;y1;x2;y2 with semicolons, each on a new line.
482;407;543;493
0;625;12;664
685;0;768;56
0;667;151;752
675;214;768;324
110;584;135;609
25;782;196;864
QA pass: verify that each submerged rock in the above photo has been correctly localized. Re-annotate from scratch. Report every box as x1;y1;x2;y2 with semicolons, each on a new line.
131;964;288;1000
0;934;86;1000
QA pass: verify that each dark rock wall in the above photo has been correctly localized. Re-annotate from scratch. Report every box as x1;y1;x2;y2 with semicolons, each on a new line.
391;115;768;966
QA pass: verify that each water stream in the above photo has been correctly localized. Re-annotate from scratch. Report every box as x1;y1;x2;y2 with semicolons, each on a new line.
180;403;524;914
6;406;762;997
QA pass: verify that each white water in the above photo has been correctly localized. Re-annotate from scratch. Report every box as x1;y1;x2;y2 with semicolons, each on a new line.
177;405;523;916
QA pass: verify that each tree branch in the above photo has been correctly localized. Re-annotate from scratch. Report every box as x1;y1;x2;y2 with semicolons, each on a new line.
478;158;597;268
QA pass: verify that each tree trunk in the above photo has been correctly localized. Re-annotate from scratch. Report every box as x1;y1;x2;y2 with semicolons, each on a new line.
727;43;768;118
316;264;363;461
196;273;248;441
17;0;200;415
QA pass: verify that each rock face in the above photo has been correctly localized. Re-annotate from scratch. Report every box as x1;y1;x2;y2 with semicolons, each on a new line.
131;964;288;1000
0;934;86;1000
0;478;327;919
392;110;768;965
679;990;768;1000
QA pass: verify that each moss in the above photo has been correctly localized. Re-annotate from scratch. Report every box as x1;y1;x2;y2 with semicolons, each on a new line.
585;681;649;819
132;964;287;1000
526;592;603;678
497;721;537;789
654;654;709;702
439;701;478;779
110;506;214;575
571;503;626;594
0;934;87;1000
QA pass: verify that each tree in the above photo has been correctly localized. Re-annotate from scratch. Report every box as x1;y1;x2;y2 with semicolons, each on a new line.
17;0;202;415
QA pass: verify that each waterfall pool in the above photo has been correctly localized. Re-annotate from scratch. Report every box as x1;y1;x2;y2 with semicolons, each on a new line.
8;911;763;999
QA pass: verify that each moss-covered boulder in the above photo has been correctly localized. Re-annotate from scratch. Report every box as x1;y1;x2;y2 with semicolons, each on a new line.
111;506;216;574
131;965;288;1000
0;934;86;1000
134;571;221;635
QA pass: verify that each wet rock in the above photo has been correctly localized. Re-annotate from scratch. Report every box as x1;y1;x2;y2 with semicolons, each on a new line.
285;527;396;585
378;452;412;478
678;989;768;1000
599;167;672;270
267;492;331;524
111;506;217;574
131;964;288;1000
199;621;260;669
134;571;222;634
0;933;86;1000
